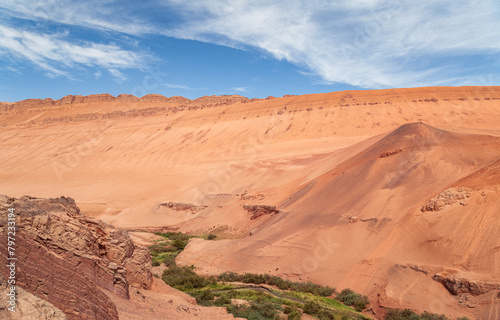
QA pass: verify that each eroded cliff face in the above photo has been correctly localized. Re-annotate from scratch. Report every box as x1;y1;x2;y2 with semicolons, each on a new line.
0;195;153;320
0;274;68;320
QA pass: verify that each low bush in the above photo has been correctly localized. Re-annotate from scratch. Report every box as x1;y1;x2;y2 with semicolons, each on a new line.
162;265;210;290
149;242;176;254
218;271;241;282
157;232;190;241
384;308;457;320
284;306;302;319
226;305;264;320
196;289;214;304
287;309;302;320
172;237;188;250
318;309;335;320
163;255;176;267
335;288;369;311
283;305;295;314
250;300;278;318
303;301;320;315
207;233;217;240
215;294;231;306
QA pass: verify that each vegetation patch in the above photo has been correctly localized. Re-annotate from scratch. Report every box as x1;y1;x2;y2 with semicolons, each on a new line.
161;265;215;290
207;233;217;240
217;271;335;297
335;288;370;312
150;231;469;320
385;309;470;320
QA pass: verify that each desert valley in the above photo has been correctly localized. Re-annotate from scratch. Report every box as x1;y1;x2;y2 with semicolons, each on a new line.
1;86;500;320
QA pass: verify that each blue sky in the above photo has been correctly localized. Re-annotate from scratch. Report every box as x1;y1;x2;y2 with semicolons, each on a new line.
1;0;499;102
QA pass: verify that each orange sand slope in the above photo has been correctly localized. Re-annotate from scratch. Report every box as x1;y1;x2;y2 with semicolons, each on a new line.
1;86;500;319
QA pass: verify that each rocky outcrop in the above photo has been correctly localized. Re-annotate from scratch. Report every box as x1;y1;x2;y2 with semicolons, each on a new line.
432;271;500;296
0;274;68;320
191;95;248;106
116;94;139;102
379;149;402;158
5;94;253;112
240;192;265;201
0;195;153;320
421;187;471;212
157;202;208;213
140;94;174;103
394;263;429;275
242;205;281;220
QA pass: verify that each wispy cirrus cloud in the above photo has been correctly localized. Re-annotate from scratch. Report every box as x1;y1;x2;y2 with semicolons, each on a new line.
160;0;500;88
0;0;152;35
164;83;191;89
232;86;250;93
0;24;151;78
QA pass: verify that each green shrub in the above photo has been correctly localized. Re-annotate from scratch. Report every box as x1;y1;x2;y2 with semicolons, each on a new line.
163;255;176;267
284;306;302;319
283;306;294;314
268;276;285;287
335;288;369;311
172;237;188;250
152;260;160;267
385;308;417;320
250;300;278;318
420;311;448;320
226;304;263;320
207;233;217;240
218;271;241;282
158;232;190;241
385;308;453;320
288;309;302;320
162;265;209;289
302;301;320;315
215;294;231;306
149;242;176;254
318;309;335;320
196;289;214;303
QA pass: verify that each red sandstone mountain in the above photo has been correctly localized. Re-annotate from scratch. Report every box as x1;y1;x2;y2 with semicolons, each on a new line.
1;86;500;319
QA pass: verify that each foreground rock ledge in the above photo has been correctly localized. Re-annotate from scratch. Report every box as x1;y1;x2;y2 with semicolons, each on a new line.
0;195;153;320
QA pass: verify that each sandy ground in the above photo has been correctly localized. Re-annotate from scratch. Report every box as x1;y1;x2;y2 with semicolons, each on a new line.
2;86;500;319
107;278;240;320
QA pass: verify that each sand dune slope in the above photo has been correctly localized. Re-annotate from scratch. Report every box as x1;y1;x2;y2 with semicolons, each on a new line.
177;122;500;319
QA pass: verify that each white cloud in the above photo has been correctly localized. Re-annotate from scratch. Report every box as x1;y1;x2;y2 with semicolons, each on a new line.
0;0;151;35
164;83;191;89
109;68;126;82
159;0;500;88
0;24;151;78
232;86;250;93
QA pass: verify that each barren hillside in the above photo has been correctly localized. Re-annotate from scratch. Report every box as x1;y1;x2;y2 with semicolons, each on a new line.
1;86;500;319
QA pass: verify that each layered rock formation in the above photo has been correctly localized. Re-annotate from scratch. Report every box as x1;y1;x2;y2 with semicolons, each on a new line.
0;274;68;320
2;93;250;112
0;195;153;320
433;271;500;296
